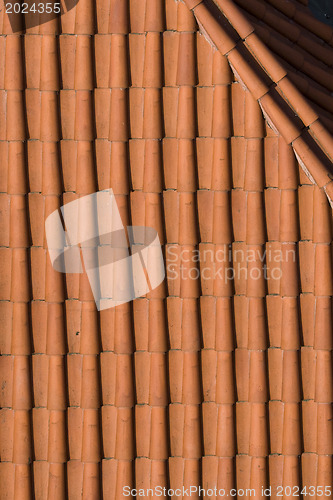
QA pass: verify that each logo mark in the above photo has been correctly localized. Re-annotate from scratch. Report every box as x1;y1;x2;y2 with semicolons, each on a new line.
45;189;165;310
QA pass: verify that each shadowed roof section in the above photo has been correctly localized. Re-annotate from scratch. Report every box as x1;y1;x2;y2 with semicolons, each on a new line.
308;0;333;27
184;0;333;204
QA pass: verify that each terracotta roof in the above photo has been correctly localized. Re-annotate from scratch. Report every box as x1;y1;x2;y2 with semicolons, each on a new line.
0;0;332;497
184;0;333;198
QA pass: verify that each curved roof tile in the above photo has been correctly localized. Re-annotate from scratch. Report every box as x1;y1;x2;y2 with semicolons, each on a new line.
184;0;333;203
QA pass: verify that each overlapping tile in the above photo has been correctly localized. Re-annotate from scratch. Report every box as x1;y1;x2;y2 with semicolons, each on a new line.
0;0;332;498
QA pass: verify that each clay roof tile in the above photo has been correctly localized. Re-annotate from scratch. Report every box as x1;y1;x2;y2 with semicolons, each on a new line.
293;8;333;44
228;45;270;99
278;76;318;127
293;134;333;188
246;192;266;244
312;186;332;242
194;2;238;56
309;119;333;162
313;297;333;350
202;402;236;456
2;0;333;495
101;0;127;34
215;0;255;39
244;92;266;139
185;0;204;10
6;90;26;140
167;297;201;350
4;35;24;90
260;90;304;144
176;33;197;86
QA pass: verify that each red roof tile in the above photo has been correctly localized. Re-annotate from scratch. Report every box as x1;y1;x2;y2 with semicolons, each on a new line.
1;0;333;497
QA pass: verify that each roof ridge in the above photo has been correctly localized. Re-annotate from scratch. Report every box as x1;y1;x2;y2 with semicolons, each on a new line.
183;0;333;206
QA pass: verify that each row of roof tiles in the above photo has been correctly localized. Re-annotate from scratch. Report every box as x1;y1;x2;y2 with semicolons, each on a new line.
183;0;333;205
0;0;332;498
1;294;332;356
0;32;233;90
1;401;332;462
1;246;331;301
2;347;332;410
1;455;332;500
2;189;331;245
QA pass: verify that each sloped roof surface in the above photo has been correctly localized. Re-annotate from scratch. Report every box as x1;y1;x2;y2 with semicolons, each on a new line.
0;0;332;498
184;0;333;199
